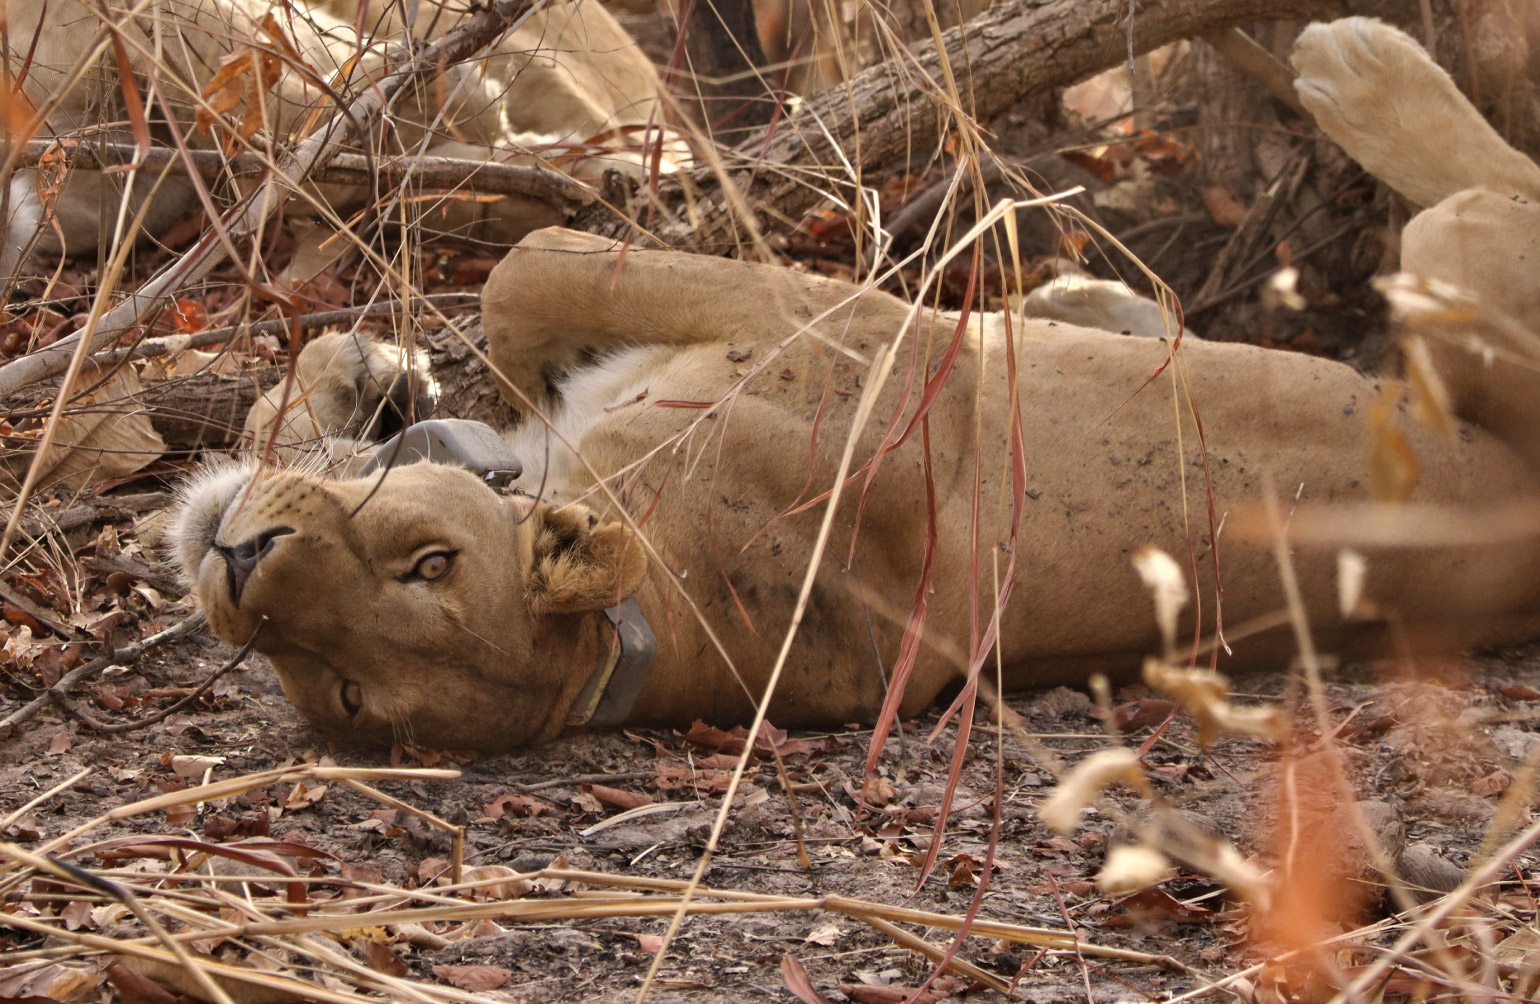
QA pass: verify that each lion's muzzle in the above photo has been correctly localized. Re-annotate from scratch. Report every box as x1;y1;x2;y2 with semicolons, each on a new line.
213;526;293;607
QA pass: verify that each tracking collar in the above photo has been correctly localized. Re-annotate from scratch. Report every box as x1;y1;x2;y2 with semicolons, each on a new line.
363;420;659;730
565;596;657;728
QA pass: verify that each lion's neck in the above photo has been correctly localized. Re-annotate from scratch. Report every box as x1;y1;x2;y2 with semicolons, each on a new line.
502;346;669;504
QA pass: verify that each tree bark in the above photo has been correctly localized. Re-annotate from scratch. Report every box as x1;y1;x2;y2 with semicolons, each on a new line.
682;0;778;133
573;0;1339;249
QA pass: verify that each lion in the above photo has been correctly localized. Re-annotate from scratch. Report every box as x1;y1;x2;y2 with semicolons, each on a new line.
1;0;670;275
170;17;1540;751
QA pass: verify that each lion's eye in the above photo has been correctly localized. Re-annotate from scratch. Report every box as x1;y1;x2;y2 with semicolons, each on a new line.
340;680;362;717
408;550;455;581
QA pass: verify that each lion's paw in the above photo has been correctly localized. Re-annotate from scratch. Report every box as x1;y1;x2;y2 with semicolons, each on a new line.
1290;17;1538;208
242;332;438;464
295;332;438;443
1291;17;1444;129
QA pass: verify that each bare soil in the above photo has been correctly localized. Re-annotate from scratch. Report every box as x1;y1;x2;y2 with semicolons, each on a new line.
4;629;1539;1004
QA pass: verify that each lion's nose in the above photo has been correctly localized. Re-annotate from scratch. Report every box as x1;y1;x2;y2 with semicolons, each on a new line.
214;527;294;607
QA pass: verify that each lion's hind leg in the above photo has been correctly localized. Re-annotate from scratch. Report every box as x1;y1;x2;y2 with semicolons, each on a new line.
481;227;918;413
1291;17;1540;208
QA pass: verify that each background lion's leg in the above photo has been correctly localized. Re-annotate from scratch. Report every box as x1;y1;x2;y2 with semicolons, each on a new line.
1401;190;1540;470
481;227;918;411
241;332;436;470
1291;17;1540;208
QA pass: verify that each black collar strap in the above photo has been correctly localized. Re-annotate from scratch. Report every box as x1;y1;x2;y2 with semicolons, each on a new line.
566;597;657;728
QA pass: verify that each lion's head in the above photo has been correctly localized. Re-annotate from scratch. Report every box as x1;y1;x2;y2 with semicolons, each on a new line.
170;462;647;749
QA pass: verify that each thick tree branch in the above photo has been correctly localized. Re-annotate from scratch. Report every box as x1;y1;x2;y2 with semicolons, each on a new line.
575;0;1337;248
7;141;593;212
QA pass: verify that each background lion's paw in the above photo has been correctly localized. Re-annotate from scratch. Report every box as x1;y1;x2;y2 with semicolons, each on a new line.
295;332;438;443
1291;18;1435;131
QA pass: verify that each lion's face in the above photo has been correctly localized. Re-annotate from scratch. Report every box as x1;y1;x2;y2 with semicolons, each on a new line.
171;462;646;749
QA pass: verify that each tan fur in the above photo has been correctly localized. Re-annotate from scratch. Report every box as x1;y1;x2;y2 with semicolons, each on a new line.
1;0;669;272
174;18;1540;750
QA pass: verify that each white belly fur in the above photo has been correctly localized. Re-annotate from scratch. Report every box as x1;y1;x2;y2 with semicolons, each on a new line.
501;346;671;502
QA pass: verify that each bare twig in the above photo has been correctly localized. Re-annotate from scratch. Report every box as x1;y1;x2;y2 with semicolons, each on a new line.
85;293;481;369
1202;27;1308;114
49;620;262;734
0;613;205;734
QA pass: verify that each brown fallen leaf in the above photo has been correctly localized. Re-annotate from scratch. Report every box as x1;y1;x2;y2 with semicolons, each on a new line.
1202;186;1249;228
431;965;511;992
283;781;327;810
583;783;652;810
1471;769;1512;797
362;942;408;979
482;792;558;820
106;960;190;1004
780;954;836;1004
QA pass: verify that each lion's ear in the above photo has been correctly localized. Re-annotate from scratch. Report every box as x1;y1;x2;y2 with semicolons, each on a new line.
526;504;647;616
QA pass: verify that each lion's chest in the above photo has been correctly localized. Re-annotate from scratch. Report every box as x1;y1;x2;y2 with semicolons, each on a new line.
502;346;672;503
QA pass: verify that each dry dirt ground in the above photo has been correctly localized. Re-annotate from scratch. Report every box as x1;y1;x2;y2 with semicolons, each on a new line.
4;627;1540;1004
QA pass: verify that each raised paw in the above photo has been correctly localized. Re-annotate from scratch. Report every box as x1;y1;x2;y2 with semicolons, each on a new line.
1291;17;1540;207
243;332;437;463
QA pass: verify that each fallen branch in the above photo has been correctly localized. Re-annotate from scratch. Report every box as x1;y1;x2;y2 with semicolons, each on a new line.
0;295;482;453
0;0;536;402
575;0;1334;247
86;292;482;368
8;141;594;212
8;492;168;540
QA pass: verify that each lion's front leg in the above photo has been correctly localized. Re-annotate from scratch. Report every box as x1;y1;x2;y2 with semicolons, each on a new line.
480;227;917;413
1291;17;1540;208
242;332;436;471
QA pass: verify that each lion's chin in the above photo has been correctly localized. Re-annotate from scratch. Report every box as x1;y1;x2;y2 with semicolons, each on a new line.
169;462;256;587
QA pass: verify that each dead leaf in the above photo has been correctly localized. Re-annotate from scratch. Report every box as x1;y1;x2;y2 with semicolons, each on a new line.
1202;186;1249;228
361;942;408;978
1104;698;1177;732
1471;769;1512;797
780;955;836;1004
460;865;530;901
283;782;326;810
481;792;558;819
59;899;94;931
46;731;71;756
4;364;166;491
169;754;226;778
0;961;103;1002
1100;886;1221;927
105;961;187;1004
431;966;511;992
803;922;841;946
583;784;652;811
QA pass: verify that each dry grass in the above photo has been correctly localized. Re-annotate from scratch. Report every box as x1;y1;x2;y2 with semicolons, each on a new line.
3;0;1540;1002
